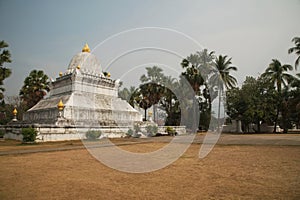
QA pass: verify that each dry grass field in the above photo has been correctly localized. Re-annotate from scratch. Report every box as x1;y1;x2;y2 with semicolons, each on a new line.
0;137;300;199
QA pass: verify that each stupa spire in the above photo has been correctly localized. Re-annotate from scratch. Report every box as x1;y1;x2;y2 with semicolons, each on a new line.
82;43;90;53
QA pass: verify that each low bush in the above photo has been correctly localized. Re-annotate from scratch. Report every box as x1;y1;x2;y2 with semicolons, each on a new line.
126;129;134;137
132;133;141;138
133;124;141;133
0;130;4;138
22;128;37;142
145;125;158;137
165;126;177;136
86;130;102;140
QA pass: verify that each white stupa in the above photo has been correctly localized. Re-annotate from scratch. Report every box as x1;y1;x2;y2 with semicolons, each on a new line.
23;44;142;127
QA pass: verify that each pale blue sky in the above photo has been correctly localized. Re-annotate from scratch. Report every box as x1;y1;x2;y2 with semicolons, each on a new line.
0;0;299;96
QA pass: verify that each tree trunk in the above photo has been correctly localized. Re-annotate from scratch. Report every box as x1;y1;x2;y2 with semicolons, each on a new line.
192;97;198;133
144;109;147;121
217;81;222;132
274;82;281;133
273;108;279;133
153;104;156;123
257;119;261;133
168;98;172;125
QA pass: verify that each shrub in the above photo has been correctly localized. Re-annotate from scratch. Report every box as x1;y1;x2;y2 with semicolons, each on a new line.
133;124;141;133
22;128;37;142
145;125;158;137
0;130;4;138
86;130;102;140
126;129;134;137
132;133;141;138
165;126;176;136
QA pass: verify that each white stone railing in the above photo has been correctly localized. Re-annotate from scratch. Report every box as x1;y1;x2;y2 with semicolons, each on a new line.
1;124;186;142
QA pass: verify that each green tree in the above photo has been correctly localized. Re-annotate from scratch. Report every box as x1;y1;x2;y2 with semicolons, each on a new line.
181;59;204;94
226;87;245;120
181;49;215;130
181;49;216;93
226;76;277;132
133;84;154;121
159;76;180;126
140;66;165;83
281;73;300;131
243;76;277;132
211;55;237;90
262;59;293;94
262;59;293;132
119;66;181;124
185;49;215;80
140;66;166;122
0;102;14;124
288;37;300;70
0;95;26;124
20;70;50;110
0;41;12;100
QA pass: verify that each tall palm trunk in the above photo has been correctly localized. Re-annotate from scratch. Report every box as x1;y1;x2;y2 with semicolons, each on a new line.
274;81;282;133
273;106;280;133
153;104;156;123
192;97;198;133
217;79;222;132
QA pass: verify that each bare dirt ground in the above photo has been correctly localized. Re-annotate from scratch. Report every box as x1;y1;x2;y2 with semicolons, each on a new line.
0;134;300;199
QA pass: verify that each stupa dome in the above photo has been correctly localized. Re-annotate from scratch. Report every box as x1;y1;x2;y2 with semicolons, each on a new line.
67;43;101;72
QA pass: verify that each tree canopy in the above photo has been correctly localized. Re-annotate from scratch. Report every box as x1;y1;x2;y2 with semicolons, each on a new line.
288;37;300;70
19;70;50;110
0;40;12;100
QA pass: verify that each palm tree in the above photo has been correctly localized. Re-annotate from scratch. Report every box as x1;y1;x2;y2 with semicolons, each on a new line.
211;55;237;130
140;66;166;122
20;70;50;110
136;83;164;121
211;55;237;90
196;49;215;79
262;59;293;93
140;66;164;83
262;59;293;132
288;37;300;70
181;49;216;131
198;49;215;64
181;59;204;94
160;76;180;125
292;73;300;88
184;49;215;82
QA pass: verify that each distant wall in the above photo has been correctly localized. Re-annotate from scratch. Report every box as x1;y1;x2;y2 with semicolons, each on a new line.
222;121;282;133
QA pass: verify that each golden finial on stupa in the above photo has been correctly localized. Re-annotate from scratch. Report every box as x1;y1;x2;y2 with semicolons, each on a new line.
13;108;17;116
12;107;18;121
76;65;81;69
57;99;64;111
59;72;63;77
82;43;90;53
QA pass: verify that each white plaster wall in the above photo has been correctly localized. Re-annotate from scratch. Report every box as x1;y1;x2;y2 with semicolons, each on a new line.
4;132;23;141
